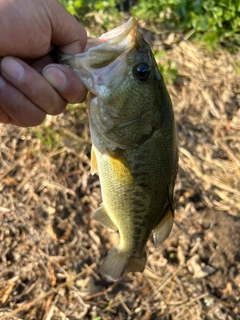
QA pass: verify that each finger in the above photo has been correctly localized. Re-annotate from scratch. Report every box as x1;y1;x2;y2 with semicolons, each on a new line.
0;75;46;126
0;105;11;124
42;64;87;104
45;1;87;54
1;56;67;115
30;54;56;73
30;53;87;103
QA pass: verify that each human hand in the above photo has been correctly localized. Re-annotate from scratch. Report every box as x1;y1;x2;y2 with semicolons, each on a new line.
0;0;87;126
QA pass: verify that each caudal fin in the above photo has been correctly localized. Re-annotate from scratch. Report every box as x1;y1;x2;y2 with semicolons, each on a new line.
100;247;147;281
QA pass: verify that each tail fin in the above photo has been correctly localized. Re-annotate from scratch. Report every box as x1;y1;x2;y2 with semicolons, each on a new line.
100;247;147;281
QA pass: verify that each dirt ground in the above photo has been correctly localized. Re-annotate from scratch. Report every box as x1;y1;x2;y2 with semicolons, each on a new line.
0;18;240;320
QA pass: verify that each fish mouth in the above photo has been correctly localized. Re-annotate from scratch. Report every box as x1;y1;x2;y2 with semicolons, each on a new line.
86;17;139;69
59;17;139;65
58;18;140;87
92;17;138;45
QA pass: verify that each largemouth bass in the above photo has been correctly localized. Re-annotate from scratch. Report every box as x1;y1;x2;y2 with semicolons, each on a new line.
58;18;178;281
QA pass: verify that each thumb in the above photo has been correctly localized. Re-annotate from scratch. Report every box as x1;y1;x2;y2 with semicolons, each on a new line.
46;1;87;54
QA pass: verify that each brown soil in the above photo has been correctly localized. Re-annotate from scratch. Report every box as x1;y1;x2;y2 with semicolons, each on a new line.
0;20;240;320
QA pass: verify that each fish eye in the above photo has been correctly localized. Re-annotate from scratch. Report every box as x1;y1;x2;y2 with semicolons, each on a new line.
134;63;151;81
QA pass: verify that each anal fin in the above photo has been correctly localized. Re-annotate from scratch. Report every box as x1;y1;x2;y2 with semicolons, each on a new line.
91;204;117;232
153;206;174;247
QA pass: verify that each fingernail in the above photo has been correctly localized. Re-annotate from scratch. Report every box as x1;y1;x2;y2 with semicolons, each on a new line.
43;66;67;90
2;57;24;81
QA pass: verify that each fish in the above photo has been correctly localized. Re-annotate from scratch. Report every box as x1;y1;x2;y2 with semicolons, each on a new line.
58;17;178;281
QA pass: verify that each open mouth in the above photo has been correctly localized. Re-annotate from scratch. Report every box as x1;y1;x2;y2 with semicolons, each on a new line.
57;18;140;94
85;17;139;69
58;18;139;69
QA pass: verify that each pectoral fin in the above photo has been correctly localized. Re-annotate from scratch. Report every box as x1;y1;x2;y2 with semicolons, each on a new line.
91;204;117;232
153;206;174;247
107;150;134;185
91;145;98;175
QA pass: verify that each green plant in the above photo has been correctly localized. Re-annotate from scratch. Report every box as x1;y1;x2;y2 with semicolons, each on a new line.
33;126;63;151
60;0;116;16
59;0;121;29
154;50;178;84
132;0;240;50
